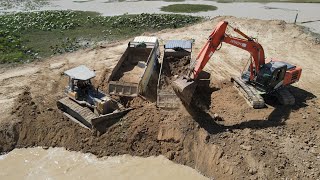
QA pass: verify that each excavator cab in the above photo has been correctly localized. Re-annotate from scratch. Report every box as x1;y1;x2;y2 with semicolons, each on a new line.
255;61;287;92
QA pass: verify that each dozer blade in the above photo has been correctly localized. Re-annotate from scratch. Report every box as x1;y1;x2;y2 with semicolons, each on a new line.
172;77;197;105
57;97;132;129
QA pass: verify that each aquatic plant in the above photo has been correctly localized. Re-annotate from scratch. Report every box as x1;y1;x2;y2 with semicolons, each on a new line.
0;30;37;63
161;4;218;13
0;11;202;63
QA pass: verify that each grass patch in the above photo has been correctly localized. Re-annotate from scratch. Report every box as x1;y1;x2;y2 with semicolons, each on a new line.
161;4;218;13
0;11;202;63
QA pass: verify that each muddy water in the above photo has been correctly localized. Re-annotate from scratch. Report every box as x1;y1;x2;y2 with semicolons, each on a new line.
0;147;208;180
1;0;319;33
50;0;320;33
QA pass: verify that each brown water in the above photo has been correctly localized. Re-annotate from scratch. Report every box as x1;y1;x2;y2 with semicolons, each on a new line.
0;147;208;180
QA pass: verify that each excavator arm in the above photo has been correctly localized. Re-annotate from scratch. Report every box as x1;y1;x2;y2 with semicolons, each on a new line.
173;21;301;108
192;21;265;81
172;21;267;105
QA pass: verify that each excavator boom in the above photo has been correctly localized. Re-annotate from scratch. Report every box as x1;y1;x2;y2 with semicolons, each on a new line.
172;21;229;104
192;21;228;79
192;21;265;80
173;21;264;105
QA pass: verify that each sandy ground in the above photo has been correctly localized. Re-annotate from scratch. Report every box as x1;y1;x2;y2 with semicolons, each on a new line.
0;16;320;179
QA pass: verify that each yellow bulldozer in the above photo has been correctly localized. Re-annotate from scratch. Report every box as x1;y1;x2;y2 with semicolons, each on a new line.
57;65;132;129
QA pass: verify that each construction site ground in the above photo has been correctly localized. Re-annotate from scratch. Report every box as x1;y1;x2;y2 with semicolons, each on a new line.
0;16;320;179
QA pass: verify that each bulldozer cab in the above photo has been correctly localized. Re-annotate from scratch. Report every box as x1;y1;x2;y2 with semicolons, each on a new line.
74;79;91;89
256;61;287;92
64;65;96;100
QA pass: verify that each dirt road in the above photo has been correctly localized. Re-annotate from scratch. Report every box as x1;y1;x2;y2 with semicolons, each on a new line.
0;16;319;179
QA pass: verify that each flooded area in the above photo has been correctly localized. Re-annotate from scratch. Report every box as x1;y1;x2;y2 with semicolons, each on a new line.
1;0;319;33
0;147;208;180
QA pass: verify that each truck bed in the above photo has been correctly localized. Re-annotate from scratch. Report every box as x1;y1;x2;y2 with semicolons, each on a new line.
156;40;193;108
107;40;159;97
112;48;151;84
157;52;191;108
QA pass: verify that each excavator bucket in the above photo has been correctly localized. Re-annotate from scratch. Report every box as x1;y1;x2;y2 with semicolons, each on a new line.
172;77;197;105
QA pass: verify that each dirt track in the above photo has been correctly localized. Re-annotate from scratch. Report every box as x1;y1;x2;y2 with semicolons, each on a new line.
0;16;320;179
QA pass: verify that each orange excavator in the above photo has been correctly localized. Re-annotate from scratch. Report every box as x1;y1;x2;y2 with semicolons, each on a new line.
173;21;302;108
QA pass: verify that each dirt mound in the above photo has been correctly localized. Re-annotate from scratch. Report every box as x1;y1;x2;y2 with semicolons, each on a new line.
159;56;190;91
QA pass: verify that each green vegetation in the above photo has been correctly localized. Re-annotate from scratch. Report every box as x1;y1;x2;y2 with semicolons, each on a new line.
0;11;202;63
160;4;218;13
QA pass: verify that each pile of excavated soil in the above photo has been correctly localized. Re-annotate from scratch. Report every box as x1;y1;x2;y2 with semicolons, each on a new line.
114;64;145;83
159;56;190;91
1;80;319;179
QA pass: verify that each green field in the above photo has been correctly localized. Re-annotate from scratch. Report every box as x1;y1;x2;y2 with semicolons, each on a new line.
0;11;202;63
161;4;218;13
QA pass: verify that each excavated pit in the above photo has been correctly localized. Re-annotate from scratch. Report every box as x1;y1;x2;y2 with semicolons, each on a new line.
0;52;319;180
0;85;234;179
1;77;318;180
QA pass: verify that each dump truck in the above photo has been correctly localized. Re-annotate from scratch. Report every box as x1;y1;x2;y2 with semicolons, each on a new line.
157;40;193;108
57;65;132;129
107;36;160;97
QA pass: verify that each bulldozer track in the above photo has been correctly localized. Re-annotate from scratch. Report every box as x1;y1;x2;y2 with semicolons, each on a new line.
232;77;265;109
57;97;98;128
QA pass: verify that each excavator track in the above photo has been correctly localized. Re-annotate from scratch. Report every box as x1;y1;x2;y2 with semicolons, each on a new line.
276;88;295;106
57;97;98;128
231;77;265;109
